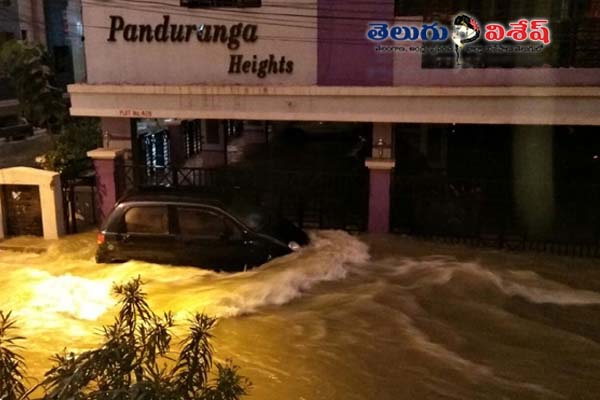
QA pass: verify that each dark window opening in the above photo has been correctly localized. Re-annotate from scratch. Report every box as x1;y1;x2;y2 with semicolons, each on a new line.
205;120;221;145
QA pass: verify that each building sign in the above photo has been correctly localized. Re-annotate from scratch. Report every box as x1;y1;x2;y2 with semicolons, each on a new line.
106;15;294;79
119;109;153;118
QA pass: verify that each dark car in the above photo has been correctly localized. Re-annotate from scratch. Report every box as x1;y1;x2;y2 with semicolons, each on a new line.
96;190;309;271
0;115;34;141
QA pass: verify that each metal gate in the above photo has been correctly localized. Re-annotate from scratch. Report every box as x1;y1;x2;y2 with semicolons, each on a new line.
2;184;43;237
390;175;600;257
123;164;369;231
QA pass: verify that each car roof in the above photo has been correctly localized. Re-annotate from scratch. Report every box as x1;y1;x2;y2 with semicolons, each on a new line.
117;188;229;208
105;188;278;233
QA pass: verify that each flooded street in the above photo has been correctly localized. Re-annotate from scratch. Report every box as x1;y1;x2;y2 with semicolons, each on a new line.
1;231;600;399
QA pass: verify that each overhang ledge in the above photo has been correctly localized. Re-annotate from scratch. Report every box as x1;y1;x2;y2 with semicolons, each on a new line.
68;84;600;98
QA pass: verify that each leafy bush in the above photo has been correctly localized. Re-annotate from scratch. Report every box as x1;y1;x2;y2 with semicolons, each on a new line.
38;117;102;177
0;40;66;133
0;311;27;400
0;40;102;176
0;278;250;400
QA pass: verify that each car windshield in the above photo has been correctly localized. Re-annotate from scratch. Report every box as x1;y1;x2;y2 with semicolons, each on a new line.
227;201;277;233
0;116;20;126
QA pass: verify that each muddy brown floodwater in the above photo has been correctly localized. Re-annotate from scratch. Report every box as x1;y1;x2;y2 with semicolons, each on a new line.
1;231;600;399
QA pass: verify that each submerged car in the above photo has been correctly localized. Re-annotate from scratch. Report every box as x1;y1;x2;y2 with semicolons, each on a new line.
0;115;34;141
96;190;309;271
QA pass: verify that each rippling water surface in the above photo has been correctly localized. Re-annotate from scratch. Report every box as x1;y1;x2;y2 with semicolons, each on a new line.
1;231;600;399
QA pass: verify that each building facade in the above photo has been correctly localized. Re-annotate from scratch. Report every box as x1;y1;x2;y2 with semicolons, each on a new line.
70;0;600;238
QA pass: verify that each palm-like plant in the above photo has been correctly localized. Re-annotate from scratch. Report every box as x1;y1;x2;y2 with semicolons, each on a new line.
0;311;27;400
42;277;250;400
0;277;250;400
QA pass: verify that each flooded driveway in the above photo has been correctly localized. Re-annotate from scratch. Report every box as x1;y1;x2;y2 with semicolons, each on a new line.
1;231;599;399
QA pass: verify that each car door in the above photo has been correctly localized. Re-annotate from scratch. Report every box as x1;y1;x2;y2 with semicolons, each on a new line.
115;205;178;264
174;206;255;270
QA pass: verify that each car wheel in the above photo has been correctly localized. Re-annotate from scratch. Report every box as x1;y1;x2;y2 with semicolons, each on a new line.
96;254;111;264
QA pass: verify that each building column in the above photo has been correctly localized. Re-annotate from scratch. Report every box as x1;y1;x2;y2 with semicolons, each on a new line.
0;188;5;240
365;123;395;233
38;174;65;239
166;120;185;167
87;148;126;225
512;126;555;238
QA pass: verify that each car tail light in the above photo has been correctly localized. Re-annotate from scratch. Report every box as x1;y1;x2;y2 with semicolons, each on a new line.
97;232;106;245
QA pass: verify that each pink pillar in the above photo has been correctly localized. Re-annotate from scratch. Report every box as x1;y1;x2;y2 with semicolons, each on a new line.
366;122;395;233
368;169;391;233
87;148;126;226
366;159;395;234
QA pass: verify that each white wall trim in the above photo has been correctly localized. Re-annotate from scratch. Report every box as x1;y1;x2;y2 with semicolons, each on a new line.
69;85;600;126
68;84;600;98
87;148;126;160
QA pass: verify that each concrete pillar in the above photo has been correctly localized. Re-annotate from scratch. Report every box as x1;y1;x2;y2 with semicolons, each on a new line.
87;148;126;225
365;123;395;233
0;188;5;240
512;126;555;238
39;174;66;239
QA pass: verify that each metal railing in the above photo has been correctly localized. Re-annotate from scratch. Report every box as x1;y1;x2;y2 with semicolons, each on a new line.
123;163;369;231
391;175;600;257
62;174;97;234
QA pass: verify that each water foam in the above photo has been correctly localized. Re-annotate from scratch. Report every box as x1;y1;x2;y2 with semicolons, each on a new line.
185;230;371;317
379;256;600;306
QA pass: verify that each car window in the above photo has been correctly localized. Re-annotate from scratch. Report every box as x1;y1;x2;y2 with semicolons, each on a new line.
0;116;19;126
177;207;241;239
124;206;169;234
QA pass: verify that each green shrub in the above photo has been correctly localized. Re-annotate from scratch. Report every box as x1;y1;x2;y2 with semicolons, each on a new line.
0;277;250;400
0;40;66;133
39;117;101;177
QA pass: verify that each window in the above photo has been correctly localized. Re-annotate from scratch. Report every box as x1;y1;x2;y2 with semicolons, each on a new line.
177;207;240;239
181;0;261;8
183;120;202;159
125;207;169;234
224;120;244;139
